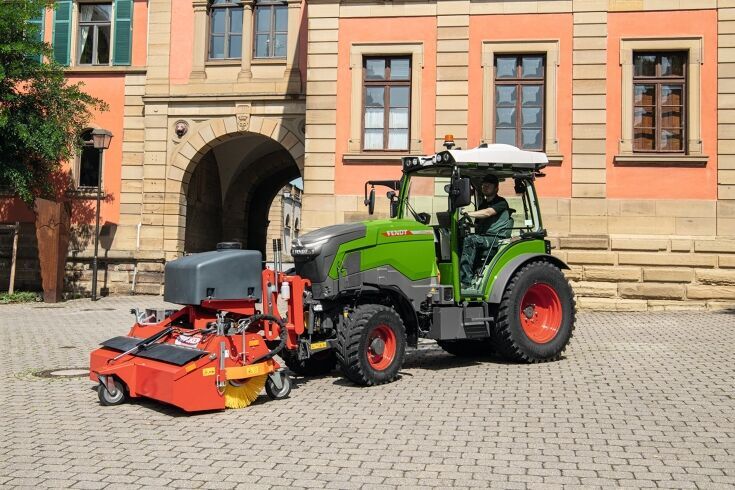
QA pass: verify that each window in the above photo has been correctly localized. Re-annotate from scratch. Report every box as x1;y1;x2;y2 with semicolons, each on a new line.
633;52;686;153
493;54;545;151
209;0;243;60
254;1;287;58
78;130;101;188
77;3;112;65
362;57;411;151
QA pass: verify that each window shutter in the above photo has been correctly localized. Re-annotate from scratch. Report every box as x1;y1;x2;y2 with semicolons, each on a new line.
28;7;45;63
113;0;133;66
52;0;72;66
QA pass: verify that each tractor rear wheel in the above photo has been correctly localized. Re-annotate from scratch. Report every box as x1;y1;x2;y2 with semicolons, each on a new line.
437;339;493;357
281;348;336;376
494;261;575;363
336;304;406;386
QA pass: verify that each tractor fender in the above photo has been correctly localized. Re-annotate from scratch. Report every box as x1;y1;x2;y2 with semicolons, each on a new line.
360;282;419;339
487;253;569;304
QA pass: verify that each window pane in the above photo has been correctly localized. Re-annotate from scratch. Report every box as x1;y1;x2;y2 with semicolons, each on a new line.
633;128;655;150
275;6;287;31
363;129;383;149
389;108;409;129
661;106;683;128
521;129;542;149
522;107;542;127
496;86;516;106
661;85;683;106
495;107;516;128
211;9;226;34
91;5;111;22
228;34;242;58
634;54;656;76
79;147;100;187
274;34;287;57
365;87;384;107
661;54;685;76
211;35;225;59
390;86;409;108
390;58;410;80
365;59;385;80
254;34;268;57
256;7;271;33
634;84;655;105
660;129;683;151
97;25;110;64
495;128;516;146
230;8;243;34
364;108;384;129
78;25;93;64
521;56;544;78
388;129;409;150
634;107;655;128
496;56;516;78
522;85;542;106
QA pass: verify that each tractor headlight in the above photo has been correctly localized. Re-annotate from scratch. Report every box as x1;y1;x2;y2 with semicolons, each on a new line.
443;153;450;162
291;237;329;258
434;154;441;164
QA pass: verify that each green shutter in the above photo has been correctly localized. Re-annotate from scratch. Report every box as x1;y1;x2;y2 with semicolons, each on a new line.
52;0;72;66
113;0;133;66
28;7;45;63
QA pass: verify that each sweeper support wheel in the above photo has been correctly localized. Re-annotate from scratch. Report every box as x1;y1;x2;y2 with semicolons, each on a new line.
97;378;127;406
265;371;292;400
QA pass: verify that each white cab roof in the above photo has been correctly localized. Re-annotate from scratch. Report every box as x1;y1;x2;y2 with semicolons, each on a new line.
448;144;548;165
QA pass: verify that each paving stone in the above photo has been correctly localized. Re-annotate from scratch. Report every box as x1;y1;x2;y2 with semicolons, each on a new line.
1;298;734;489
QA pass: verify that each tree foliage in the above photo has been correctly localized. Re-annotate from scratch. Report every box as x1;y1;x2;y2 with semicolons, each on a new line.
0;0;107;206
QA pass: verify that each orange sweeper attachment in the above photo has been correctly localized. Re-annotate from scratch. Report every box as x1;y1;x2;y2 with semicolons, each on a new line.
89;241;310;412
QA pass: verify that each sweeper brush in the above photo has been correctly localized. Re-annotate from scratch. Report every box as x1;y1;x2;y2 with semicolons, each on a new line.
90;241;304;412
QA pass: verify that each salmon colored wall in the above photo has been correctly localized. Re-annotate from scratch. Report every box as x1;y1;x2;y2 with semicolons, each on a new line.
335;17;437;196
607;10;718;200
170;1;194;84
469;14;573;198
132;0;148;67
64;75;126;226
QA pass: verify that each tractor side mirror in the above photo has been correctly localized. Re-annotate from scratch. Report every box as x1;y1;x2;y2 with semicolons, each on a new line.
387;191;398;218
450;177;472;210
364;187;376;215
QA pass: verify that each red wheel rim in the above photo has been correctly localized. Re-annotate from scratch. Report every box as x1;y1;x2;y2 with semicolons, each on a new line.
366;324;397;371
519;283;562;344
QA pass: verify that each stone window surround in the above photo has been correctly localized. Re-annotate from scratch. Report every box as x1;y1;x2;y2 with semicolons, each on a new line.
67;0;115;68
482;40;562;164
615;37;708;167
345;42;424;160
191;0;300;82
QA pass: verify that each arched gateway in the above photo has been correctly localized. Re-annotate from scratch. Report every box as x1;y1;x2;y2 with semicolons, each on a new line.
165;116;304;259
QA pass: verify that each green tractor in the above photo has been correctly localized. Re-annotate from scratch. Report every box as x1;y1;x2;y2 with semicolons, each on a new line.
286;142;575;385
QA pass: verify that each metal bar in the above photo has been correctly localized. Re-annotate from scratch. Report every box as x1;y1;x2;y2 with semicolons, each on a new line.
91;148;102;301
8;222;19;295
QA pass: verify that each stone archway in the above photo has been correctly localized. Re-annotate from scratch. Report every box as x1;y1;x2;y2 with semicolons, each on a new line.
165;116;304;258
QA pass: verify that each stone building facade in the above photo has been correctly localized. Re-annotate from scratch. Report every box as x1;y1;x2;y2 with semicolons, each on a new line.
1;0;734;310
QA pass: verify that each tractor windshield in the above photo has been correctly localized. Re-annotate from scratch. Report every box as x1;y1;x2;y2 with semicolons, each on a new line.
401;175;452;226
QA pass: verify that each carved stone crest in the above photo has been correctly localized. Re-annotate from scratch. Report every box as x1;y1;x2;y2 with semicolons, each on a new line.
235;103;252;132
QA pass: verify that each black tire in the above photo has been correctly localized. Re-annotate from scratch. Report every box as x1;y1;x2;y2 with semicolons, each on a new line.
265;373;292;400
335;304;406;386
437;339;493;357
281;348;336;376
494;260;575;363
97;378;127;406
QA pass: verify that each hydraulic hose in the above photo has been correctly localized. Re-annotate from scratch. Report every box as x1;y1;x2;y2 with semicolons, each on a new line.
244;313;287;364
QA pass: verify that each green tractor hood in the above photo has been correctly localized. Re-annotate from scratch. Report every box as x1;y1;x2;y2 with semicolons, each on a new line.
292;219;437;284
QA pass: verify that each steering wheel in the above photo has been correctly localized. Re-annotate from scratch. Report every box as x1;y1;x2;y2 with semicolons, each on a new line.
458;211;473;235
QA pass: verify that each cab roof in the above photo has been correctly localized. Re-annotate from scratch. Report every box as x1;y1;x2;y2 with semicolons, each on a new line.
402;144;548;178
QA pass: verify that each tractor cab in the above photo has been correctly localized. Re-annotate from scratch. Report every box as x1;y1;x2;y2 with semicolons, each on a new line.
365;139;549;299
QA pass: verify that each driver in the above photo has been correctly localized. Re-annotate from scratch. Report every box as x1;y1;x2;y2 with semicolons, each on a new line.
460;174;509;287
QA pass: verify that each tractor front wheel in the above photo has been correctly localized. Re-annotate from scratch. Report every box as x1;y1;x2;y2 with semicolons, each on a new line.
336;304;406;386
495;261;575;363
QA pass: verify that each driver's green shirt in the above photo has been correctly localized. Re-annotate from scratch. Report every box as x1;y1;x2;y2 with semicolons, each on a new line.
475;195;509;235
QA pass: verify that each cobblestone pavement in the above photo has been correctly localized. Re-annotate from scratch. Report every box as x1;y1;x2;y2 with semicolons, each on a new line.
1;296;734;489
